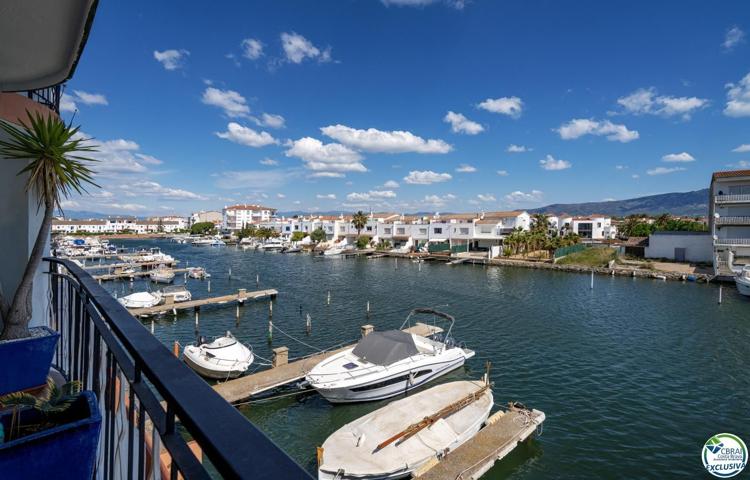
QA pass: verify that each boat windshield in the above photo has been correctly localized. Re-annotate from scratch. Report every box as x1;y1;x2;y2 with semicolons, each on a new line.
352;330;419;365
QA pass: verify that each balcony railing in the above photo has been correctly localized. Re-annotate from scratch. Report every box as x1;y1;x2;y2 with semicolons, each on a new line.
46;257;310;479
714;238;750;246
24;85;62;113
715;216;750;226
714;194;750;204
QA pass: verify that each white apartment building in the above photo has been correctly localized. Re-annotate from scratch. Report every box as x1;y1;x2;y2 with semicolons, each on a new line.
709;169;750;275
52;218;184;234
560;216;617;240
148;215;189;231
222;204;277;231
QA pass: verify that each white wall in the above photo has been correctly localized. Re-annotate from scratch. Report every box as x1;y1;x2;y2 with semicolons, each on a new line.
645;232;713;263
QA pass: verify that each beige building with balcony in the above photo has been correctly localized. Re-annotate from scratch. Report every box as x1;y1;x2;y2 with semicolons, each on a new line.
709;169;750;275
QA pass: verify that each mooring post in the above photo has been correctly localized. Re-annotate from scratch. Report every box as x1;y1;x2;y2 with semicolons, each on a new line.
306;313;312;334
269;300;273;317
207;279;211;292
194;308;199;328
256;274;260;287
272;346;288;367
268;318;273;342
366;301;371;316
361;324;374;337
719;285;723;304
150;320;154;334
236;304;240;321
173;340;179;358
327;290;331;305
590;270;594;289
229;267;232;279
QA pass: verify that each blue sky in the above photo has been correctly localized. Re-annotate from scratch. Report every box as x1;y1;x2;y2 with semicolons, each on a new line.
61;0;750;216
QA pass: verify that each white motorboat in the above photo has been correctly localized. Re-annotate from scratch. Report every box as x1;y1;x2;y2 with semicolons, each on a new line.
736;265;750;297
160;284;192;303
323;242;354;256
150;267;175;283
191;237;214;246
210;238;226;247
183;332;254;379
306;308;475;403
317;380;493;480
187;267;209;279
118;291;163;309
282;245;302;253
258;238;285;251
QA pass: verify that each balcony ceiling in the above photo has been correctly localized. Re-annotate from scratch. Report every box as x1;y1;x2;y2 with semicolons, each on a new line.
0;0;98;91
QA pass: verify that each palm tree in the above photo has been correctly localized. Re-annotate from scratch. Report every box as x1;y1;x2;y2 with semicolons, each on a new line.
530;213;549;235
0;111;97;340
351;210;368;237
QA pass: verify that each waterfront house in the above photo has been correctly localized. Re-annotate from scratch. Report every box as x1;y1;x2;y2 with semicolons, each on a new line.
222;203;277;231
709;169;750;275
561;215;617;240
190;209;223;226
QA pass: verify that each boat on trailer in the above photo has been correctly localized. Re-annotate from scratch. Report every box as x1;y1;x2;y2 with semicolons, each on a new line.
118;291;163;309
306;308;475;403
317;380;493;480
183;332;254;379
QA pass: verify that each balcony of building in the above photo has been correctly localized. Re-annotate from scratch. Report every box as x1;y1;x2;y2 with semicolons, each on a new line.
714;194;750;204
714;216;750;226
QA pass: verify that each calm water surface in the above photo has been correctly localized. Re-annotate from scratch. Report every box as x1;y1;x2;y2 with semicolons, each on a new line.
105;239;749;479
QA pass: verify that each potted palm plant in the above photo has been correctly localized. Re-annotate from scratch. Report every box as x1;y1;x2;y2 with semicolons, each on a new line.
0;379;101;478
0;110;97;395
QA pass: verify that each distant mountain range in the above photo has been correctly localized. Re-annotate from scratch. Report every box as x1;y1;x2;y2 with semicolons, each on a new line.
530;189;709;217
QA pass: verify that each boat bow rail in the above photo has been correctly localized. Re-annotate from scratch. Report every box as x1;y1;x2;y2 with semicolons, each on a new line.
44;257;310;479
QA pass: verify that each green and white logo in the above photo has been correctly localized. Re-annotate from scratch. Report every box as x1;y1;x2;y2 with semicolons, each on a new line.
702;433;747;478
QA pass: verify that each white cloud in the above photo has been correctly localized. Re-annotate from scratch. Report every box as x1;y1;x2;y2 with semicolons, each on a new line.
77;135;164;176
216;123;277;147
496;170;509;176
153;49;189;70
73;90;108;106
59;200;80;209
256;113;285;129
557;118;639;143
241;38;264;60
732;144;750;153
104;203;148;212
403;170;452;184
422;193;456;208
506;144;529;153
723;26;745;50
60;93;77;113
281;32;332;64
285;137;365;174
346;190;397;201
260;158;279;166
661;152;695;162
731;160;750;168
455;164;477;173
632;174;640;179
202;87;250;117
477;194;496;202
616;87;708;120
443;111;484;135
539;154;571;171
214;170;289;189
724;72;750;117
382;180;400;188
477;97;523;118
504;190;543;203
317;194;336;200
123;181;207;200
615;165;627;170
277;193;286;199
309;172;346;178
321;125;452;154
647;167;686;176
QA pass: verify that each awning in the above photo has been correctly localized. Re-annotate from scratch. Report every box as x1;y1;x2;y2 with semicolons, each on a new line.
352;330;418;365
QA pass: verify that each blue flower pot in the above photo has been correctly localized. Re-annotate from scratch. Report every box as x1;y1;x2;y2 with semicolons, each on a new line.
0;390;101;479
0;326;60;395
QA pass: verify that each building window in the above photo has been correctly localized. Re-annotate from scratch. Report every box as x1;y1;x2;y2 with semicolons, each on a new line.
434;227;442;234
460;228;469;235
419;228;427;235
396;228;405;235
366;226;373;232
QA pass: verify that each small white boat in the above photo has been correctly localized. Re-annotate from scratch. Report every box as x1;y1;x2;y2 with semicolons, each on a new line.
258;238;285;251
306;308;474;403
323;243;354;256
183;332;254;379
317;380;493;480
187;267;209;279
210;238;226;247
118;291;163;309
282;245;302;253
150;267;175;283
191;238;214;246
160;284;192;303
736;265;750;297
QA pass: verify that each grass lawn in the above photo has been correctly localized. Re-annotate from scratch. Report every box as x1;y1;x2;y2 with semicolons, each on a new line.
556;247;617;267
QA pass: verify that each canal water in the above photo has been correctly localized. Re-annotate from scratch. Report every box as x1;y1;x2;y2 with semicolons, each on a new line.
104;239;749;478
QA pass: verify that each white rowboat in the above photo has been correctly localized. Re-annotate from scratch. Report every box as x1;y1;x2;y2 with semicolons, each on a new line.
183;332;254;379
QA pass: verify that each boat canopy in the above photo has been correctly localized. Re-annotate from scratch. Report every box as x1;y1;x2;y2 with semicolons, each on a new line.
352;330;419;365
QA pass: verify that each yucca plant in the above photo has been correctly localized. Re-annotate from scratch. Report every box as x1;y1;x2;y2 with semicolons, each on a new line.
0;110;97;340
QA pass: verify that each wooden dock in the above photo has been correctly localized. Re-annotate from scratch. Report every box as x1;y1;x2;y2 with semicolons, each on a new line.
128;288;277;317
414;406;545;480
213;322;444;403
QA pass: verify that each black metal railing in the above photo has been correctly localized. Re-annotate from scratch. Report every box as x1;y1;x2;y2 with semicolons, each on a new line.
25;85;62;113
45;257;310;479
